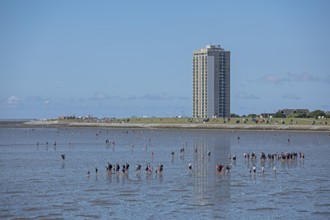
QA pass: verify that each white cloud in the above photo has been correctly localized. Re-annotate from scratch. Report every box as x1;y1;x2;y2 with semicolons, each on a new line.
91;92;119;100
236;92;259;99
282;94;301;100
5;96;19;105
258;72;330;85
140;93;189;101
287;72;330;84
27;96;52;104
141;93;174;100
260;74;289;85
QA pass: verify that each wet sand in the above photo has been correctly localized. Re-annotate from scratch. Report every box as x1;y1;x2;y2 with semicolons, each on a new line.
17;120;330;131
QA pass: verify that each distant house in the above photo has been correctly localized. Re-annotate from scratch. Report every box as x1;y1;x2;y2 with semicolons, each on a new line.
279;109;310;117
260;113;276;118
58;115;76;120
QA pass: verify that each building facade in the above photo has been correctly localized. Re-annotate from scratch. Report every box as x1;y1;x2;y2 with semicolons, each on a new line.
192;45;230;118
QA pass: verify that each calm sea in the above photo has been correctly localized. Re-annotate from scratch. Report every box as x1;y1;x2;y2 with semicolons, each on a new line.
0;127;329;219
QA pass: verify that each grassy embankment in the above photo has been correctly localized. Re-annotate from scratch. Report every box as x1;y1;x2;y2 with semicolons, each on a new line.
123;117;328;125
59;117;328;126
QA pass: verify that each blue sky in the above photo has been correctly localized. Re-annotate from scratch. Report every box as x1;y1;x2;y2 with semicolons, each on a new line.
1;0;329;119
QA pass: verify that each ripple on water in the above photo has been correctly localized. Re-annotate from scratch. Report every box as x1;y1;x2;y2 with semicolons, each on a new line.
248;207;279;212
90;199;116;206
36;213;64;220
230;181;248;188
63;207;79;212
126;199;141;203
84;188;107;193
0;214;14;219
0;209;14;219
312;211;330;217
5;190;25;195
36;193;53;199
63;201;76;205
170;188;190;193
117;192;139;197
270;191;290;196
76;214;100;219
315;188;330;194
191;202;216;207
22;207;43;212
27;177;43;182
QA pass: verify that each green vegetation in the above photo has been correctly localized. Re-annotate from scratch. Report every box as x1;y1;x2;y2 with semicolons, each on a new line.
309;110;327;119
122;117;328;126
274;109;328;118
57;109;329;127
58;116;328;126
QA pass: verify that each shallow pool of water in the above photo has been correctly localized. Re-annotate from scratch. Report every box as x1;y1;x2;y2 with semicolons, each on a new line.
0;127;329;219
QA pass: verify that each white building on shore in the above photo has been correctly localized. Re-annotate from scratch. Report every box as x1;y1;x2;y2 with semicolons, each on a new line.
192;45;230;118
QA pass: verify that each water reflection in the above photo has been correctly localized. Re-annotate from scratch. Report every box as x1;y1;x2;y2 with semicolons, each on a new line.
2;128;328;219
192;134;231;216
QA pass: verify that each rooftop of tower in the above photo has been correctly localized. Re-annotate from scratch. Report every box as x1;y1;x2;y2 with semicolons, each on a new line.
206;45;221;49
193;45;226;54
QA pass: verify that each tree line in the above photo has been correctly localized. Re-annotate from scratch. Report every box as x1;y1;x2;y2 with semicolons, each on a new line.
231;110;329;119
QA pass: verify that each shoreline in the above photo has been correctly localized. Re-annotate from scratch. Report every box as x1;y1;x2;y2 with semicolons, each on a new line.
4;120;329;132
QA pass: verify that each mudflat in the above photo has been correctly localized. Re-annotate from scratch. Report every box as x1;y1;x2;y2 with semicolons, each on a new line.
13;119;330;132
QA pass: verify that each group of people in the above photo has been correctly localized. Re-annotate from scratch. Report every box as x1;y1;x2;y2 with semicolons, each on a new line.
242;151;306;174
248;164;277;174
216;163;231;174
188;162;231;175
244;151;305;161
105;139;116;146
98;162;164;176
105;162;130;175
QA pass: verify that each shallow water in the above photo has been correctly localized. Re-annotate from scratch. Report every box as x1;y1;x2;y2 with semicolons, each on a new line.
0;127;330;219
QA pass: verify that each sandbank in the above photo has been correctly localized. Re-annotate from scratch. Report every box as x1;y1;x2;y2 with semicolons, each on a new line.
13;120;330;132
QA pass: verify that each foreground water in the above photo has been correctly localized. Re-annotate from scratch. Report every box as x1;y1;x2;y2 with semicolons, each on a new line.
0;127;329;219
